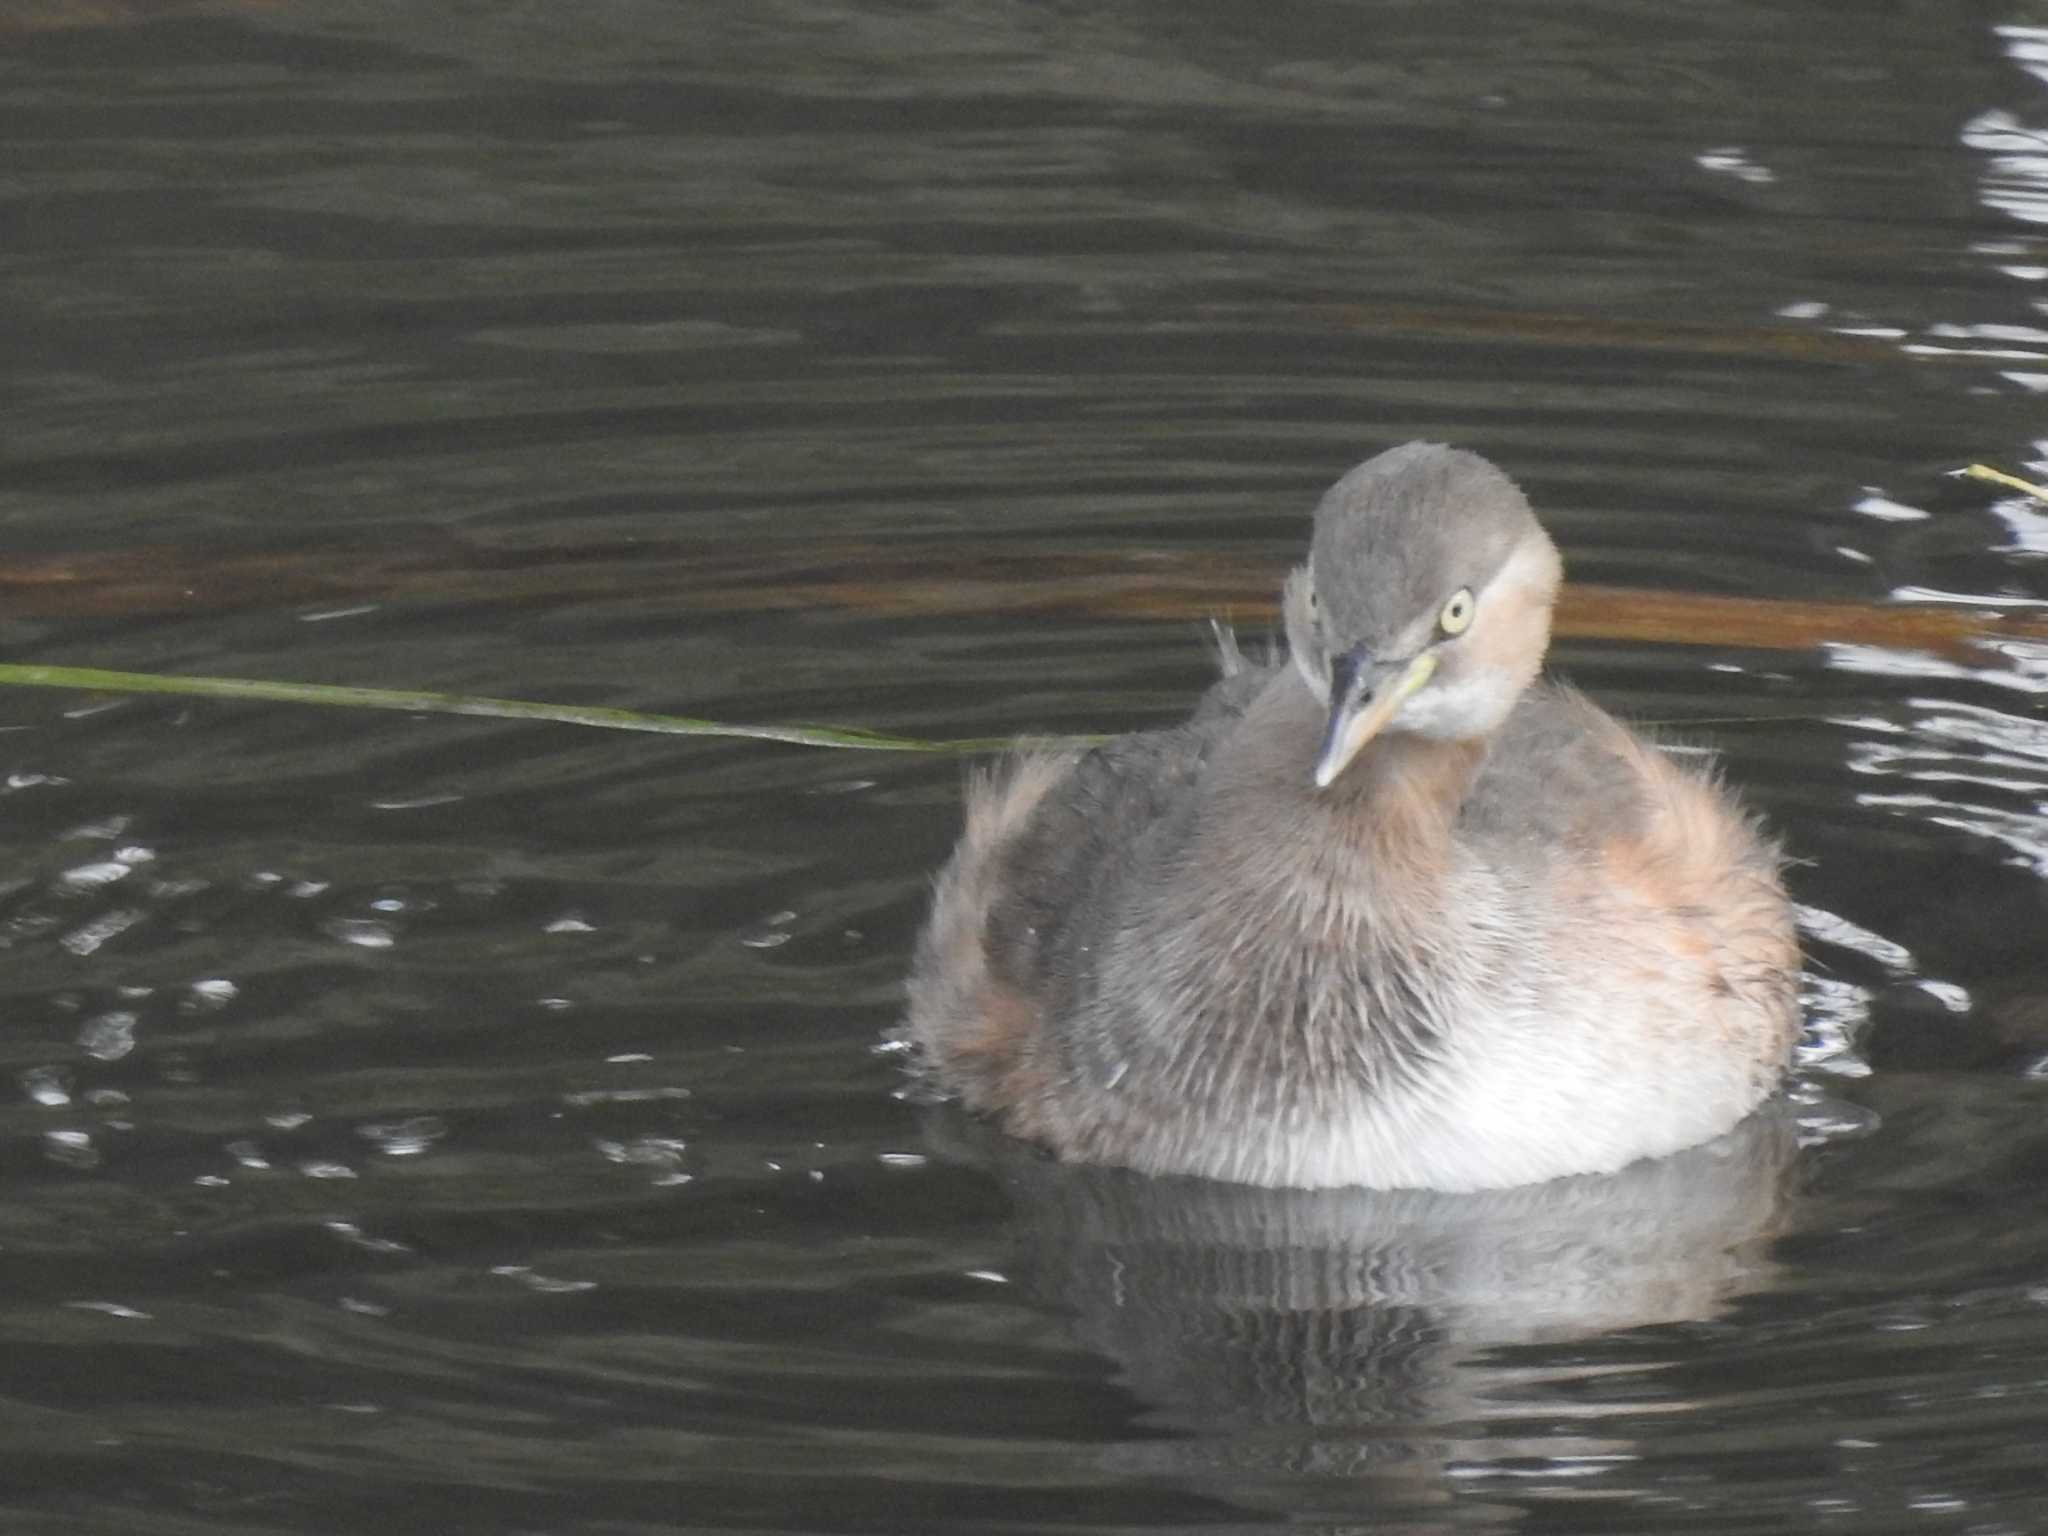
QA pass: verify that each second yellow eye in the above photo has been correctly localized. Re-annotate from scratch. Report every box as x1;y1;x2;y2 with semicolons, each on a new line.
1439;588;1476;636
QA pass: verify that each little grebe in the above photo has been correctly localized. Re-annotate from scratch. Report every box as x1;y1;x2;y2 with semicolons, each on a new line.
901;443;1800;1191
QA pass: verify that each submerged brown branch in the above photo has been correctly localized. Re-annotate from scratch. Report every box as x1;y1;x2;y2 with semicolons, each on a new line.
0;535;2036;660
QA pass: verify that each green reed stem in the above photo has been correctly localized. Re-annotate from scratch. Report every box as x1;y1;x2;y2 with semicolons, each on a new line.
0;663;1087;757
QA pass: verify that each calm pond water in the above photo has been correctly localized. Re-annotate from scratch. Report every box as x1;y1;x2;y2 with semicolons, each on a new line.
4;1;2048;1531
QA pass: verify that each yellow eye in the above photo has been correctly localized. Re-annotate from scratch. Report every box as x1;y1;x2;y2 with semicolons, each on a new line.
1438;588;1475;636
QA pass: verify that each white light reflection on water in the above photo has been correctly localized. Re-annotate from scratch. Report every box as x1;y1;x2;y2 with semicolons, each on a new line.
1795;904;1914;1079
1979;498;2048;552
1829;627;2048;872
1963;105;2048;226
1826;639;2048;694
1995;25;2048;92
1853;491;1931;523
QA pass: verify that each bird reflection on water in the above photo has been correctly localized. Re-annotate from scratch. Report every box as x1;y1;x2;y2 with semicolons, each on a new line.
904;444;1801;1192
924;1102;1800;1517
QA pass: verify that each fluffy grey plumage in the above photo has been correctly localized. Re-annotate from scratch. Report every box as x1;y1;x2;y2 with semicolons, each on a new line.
901;443;1800;1192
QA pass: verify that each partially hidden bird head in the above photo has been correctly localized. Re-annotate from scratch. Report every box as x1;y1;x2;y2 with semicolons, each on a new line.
1282;442;1564;789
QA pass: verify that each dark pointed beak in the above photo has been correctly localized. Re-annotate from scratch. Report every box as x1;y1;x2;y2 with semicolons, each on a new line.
1312;650;1439;789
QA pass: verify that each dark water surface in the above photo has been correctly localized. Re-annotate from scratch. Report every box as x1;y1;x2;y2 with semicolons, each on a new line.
5;2;2048;1531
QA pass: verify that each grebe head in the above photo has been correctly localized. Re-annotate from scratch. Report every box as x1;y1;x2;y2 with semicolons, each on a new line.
1282;442;1565;788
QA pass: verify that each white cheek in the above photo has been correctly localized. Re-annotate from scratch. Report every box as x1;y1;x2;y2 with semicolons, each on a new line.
1281;566;1332;704
1291;647;1332;704
1397;666;1519;739
1396;536;1560;740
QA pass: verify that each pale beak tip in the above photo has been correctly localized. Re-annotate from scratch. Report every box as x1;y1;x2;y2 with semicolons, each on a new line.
1307;650;1438;793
